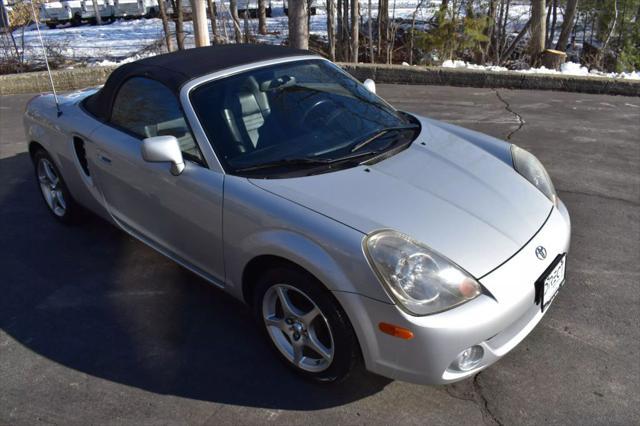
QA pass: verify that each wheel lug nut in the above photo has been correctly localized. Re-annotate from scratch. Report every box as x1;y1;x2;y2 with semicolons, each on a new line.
285;318;293;324
293;332;300;340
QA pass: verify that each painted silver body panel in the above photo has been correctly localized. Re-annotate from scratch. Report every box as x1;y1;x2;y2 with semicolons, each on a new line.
251;115;553;280
23;57;571;385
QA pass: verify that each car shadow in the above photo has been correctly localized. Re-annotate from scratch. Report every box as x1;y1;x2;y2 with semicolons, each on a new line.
0;152;391;410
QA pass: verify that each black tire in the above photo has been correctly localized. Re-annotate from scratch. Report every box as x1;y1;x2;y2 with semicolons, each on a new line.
33;149;83;225
47;23;58;29
253;266;360;383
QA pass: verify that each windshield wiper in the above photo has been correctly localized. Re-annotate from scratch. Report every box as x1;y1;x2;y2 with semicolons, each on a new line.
235;157;333;172
349;124;420;153
235;151;380;173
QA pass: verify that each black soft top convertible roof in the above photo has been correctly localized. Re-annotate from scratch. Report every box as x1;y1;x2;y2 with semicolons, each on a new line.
84;44;311;121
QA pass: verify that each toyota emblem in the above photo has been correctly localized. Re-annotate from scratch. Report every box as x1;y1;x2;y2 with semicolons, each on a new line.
535;246;547;260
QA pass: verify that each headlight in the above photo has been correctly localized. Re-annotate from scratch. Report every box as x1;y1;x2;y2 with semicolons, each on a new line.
364;230;482;315
511;145;556;204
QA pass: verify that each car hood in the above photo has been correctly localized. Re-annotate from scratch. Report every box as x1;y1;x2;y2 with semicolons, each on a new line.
250;116;552;278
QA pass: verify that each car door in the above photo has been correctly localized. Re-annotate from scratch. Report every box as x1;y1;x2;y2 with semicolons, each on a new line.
89;76;225;285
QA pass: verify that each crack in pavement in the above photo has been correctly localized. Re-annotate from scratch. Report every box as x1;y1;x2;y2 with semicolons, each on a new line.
473;372;503;426
495;90;525;140
444;372;503;426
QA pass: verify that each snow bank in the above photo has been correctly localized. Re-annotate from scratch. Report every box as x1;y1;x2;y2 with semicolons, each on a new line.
441;59;640;80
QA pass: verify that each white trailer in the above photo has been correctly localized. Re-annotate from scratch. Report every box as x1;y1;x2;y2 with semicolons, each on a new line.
40;0;116;27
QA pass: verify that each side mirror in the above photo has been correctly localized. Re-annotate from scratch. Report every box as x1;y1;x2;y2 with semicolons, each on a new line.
141;135;185;176
363;78;376;94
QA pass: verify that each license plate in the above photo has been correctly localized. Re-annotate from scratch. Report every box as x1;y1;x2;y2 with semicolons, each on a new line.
535;254;566;311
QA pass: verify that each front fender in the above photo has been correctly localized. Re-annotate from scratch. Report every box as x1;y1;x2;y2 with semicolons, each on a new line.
222;176;392;305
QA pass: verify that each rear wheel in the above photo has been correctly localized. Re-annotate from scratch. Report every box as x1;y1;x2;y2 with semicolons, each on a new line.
34;150;82;224
253;266;360;383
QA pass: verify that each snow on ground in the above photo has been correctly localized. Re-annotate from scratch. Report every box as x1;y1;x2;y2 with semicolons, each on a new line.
442;59;640;80
5;0;637;79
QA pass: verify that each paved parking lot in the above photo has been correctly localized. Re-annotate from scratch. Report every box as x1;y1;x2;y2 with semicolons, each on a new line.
1;86;639;425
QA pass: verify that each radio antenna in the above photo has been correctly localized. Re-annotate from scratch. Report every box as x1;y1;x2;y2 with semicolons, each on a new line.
28;0;61;117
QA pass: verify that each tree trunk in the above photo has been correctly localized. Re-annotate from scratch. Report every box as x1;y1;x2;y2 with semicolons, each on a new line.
229;0;242;43
192;0;211;46
158;0;173;51
288;0;309;49
367;0;373;62
555;0;578;51
175;0;185;50
494;0;505;63
501;18;530;63
343;0;350;61
207;0;217;43
598;0;618;68
484;0;498;62
91;0;102;25
409;1;425;65
350;0;359;62
258;0;267;35
327;0;336;61
243;9;250;43
337;0;343;59
549;0;557;47
378;0;388;63
529;0;546;65
545;0;552;46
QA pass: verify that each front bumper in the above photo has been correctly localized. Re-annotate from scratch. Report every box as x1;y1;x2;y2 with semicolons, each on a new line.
334;200;571;385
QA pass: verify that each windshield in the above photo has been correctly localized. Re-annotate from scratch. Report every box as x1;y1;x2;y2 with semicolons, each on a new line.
190;59;418;177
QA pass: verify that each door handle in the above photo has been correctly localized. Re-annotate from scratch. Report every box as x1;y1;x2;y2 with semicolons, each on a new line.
99;154;112;164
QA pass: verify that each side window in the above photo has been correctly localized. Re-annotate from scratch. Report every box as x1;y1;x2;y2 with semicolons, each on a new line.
110;77;205;165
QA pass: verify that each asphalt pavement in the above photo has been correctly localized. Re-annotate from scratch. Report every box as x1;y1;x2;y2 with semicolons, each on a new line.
1;85;638;425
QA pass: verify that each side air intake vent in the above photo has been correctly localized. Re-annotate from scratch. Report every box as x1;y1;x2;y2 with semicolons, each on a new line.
73;136;90;177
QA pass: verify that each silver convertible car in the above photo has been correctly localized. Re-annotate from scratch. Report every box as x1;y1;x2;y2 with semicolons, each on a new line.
24;45;570;385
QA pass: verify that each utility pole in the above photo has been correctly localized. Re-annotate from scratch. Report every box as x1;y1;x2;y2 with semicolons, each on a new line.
91;0;102;25
192;0;211;46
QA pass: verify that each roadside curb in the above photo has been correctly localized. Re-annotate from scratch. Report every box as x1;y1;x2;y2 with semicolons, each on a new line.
340;63;640;97
1;63;639;96
0;67;116;96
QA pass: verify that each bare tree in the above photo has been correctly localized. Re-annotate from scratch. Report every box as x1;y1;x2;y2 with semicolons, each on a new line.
258;0;267;35
174;0;186;50
243;9;250;43
91;0;102;25
548;0;558;48
229;0;242;43
484;0;498;62
207;0;218;43
193;0;211;46
367;0;373;62
327;0;336;60
529;0;546;64
158;0;173;51
598;0;618;67
337;0;343;59
378;0;389;63
555;0;578;51
342;0;350;60
288;0;309;49
408;0;425;65
350;0;359;62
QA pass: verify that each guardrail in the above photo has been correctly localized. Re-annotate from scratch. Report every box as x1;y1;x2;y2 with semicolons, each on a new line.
1;63;639;96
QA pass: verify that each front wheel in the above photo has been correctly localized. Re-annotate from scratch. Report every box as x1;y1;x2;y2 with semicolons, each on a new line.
254;266;360;383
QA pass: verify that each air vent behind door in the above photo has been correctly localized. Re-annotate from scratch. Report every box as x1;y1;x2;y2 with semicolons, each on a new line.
73;136;91;177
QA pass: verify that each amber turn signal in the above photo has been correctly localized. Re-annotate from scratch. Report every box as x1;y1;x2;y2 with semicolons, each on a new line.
379;322;414;340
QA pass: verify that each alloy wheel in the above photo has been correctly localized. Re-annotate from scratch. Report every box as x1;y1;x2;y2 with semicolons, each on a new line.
262;284;335;372
37;158;66;217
